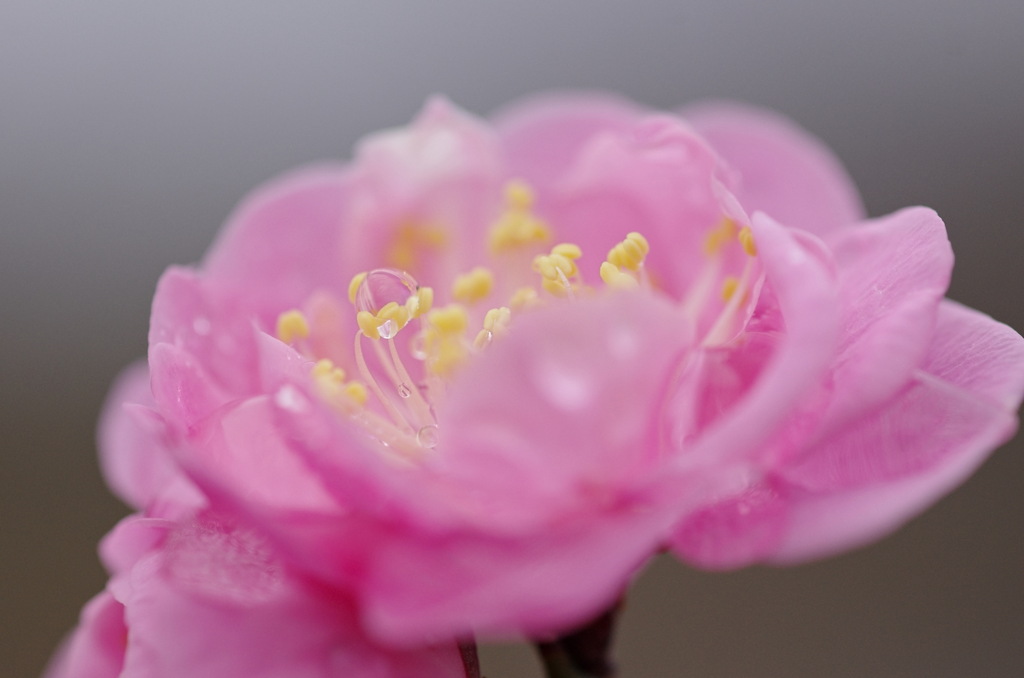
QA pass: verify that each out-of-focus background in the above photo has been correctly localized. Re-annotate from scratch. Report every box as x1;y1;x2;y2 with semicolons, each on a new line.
3;2;1022;676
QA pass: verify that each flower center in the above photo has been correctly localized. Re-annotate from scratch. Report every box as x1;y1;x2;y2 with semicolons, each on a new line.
273;181;761;459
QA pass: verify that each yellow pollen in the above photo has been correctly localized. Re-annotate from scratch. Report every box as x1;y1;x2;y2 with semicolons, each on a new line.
427;304;469;336
276;309;310;344
738;226;757;256
387;224;448;271
721;275;741;301
509;286;540;310
348;272;368;304
405;286;434;318
378;302;411;332
489;180;552;253
452;267;495;304
533;242;583;295
312;358;345;382
357;310;382;340
343;381;369;406
607;232;650;271
600;261;639;290
703;218;739;256
483;306;512;333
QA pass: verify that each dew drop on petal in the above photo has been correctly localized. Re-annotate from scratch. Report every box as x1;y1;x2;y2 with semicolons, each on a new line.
355;268;420;315
416;424;440;449
192;316;211;336
409;332;427;360
398;383;412;399
274;385;309;414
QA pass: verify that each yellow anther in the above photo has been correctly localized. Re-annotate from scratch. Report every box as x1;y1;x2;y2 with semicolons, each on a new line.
452;267;495;305
607;232;650;271
405;286;434;318
721;276;741;301
387;224;448;271
348;272;368;304
483;306;512;333
542;277;571;296
489;180;552;253
276;309;310;344
510;286;540;310
505;180;534;210
738;226;757;256
600;261;639;290
376;302;411;336
357;310;382;340
427;304;469;336
342;381;369;406
312;359;346;383
473;329;493;350
703;218;739;256
430;340;467;377
551;243;583;261
533;245;579;287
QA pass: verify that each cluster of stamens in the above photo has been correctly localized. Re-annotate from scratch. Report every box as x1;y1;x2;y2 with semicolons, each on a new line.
274;180;760;455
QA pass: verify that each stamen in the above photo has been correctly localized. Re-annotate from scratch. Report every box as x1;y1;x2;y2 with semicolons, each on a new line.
509;286;540;310
425;305;470;376
533;242;582;297
703;218;739;256
276;309;310;344
474;306;512;349
738;226;757;256
721;276;740;302
489;180;552;253
348;272;368;304
387;223;448;271
405;286;434;318
607;232;649;271
600;261;639;290
452;267;495;305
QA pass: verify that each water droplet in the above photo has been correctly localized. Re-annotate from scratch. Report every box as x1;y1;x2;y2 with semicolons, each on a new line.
398;383;412;399
377;318;397;340
274;385;309;413
416;424;440;449
355;268;420;315
192;316;211;336
409;332;427;360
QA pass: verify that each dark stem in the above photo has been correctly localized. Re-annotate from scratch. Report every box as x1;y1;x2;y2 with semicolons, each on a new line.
459;639;481;678
534;601;622;678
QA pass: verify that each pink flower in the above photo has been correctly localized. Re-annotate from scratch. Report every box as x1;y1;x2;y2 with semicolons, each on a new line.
101;93;1024;647
45;511;463;678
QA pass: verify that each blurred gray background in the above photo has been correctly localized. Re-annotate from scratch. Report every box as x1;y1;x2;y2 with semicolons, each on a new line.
3;2;1022;676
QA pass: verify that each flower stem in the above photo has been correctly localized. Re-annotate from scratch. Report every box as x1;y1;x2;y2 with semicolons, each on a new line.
459;639;481;678
534;601;621;678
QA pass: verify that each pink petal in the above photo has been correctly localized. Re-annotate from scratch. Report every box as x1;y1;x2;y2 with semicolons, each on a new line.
924;299;1024;409
118;513;464;678
149;267;261;396
97;362;180;510
545;115;745;296
274;293;693;640
148;341;229;430
341;97;504;291
772;374;1018;563
682;101;864;235
672;213;840;474
770;300;1024;563
181;395;339;515
493;92;645;187
431;292;693;531
203;165;355;326
43;592;126;678
820;207;953;430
